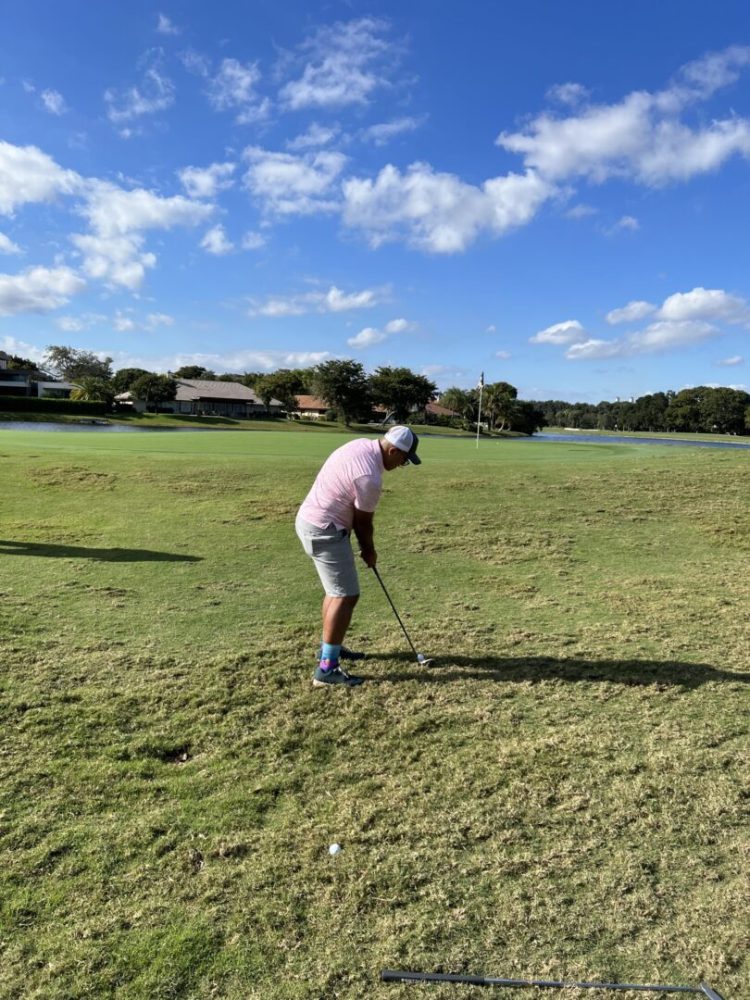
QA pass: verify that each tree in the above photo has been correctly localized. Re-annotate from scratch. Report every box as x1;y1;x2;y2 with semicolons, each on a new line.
482;380;517;431
368;367;437;421
112;367;152;393
174;365;215;379
256;369;308;413
666;387;704;432
130;373;178;412
253;375;277;410
439;388;475;425
699;387;750;434
310;360;371;425
5;354;44;372
45;346;113;381
508;400;546;435
69;377;115;405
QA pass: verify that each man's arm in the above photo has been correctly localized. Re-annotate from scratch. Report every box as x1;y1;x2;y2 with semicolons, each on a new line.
352;508;376;567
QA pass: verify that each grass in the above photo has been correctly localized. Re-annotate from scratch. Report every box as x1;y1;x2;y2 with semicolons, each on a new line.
0;428;748;999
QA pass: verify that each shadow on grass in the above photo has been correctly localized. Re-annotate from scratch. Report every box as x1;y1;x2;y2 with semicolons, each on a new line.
374;652;749;687
0;540;202;562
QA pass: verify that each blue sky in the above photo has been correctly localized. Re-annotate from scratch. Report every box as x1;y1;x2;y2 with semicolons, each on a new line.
1;0;749;401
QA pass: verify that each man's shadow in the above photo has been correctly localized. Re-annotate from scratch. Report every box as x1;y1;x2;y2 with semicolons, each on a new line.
0;540;202;563
375;652;749;688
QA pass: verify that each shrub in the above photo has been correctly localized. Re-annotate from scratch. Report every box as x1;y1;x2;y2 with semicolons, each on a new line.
0;395;107;416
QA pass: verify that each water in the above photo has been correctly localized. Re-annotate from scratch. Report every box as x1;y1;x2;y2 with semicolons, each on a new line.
1;421;749;449
528;432;750;450
0;421;209;433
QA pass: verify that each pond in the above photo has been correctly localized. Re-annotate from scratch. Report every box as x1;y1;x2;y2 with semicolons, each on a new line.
0;421;209;433
527;432;750;450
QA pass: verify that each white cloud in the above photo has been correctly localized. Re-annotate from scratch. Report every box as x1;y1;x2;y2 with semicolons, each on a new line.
384;317;412;334
0;265;85;316
112;310;171;332
0;141;81;214
565;319;719;360
114;310;136;332
209;58;270;123
72;180;213;289
241;230;266;250
342;162;552;252
104;50;175;124
495;350;512;360
55;312;106;332
178;162;235;199
360;116;426;146
41;89;68;115
0;232;22;254
279;17;396;110
157;13;180;35
112;348;331;374
346;317;413;348
286;123;340;151
201;224;234;255
611;214;640;232
498;47;750;187
606;300;656;324
486;324;496;333
146;312;174;328
326;286;379;311
565;203;597;219
564;338;626;360
530;319;586;345
250;284;382;317
628;319;718;351
71;232;156;290
657;286;750;325
79;181;214;237
243;146;347;215
347;326;386;347
180;49;211;78
546;82;590;106
716;355;744;366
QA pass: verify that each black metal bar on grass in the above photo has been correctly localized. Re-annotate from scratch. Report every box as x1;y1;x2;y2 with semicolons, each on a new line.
381;969;725;996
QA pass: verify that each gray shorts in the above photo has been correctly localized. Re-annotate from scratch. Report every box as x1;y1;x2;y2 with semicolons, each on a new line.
295;514;360;598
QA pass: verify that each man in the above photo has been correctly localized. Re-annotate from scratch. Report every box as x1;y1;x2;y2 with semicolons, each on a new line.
295;425;421;687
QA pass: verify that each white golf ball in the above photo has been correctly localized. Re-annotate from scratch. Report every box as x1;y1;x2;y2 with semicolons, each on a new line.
328;843;342;856
417;653;425;663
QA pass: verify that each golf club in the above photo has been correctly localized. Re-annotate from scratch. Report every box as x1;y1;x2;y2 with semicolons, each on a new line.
381;970;726;998
371;565;433;666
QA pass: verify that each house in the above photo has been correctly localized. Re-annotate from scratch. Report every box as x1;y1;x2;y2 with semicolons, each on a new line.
0;351;76;398
425;401;458;418
119;378;284;417
294;394;330;419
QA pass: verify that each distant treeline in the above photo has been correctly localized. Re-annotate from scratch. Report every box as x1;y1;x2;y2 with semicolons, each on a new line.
532;387;750;435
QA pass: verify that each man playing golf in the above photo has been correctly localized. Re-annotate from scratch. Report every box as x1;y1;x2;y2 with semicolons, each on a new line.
296;425;421;687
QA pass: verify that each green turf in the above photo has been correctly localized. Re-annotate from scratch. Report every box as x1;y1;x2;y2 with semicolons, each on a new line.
1;429;747;999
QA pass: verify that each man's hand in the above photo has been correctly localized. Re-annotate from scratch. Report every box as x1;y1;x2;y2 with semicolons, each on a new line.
360;546;377;568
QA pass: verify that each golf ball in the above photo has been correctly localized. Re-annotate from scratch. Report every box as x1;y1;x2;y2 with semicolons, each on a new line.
417;653;425;663
329;843;342;856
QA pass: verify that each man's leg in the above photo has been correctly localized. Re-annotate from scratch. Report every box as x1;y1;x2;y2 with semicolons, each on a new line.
322;594;359;645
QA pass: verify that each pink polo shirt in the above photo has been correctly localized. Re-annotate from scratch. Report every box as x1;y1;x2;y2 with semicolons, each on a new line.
298;437;384;531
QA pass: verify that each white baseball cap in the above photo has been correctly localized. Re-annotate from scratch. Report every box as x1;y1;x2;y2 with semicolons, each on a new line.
384;425;421;464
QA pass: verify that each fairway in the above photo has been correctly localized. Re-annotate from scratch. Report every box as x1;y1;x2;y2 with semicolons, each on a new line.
1;429;748;999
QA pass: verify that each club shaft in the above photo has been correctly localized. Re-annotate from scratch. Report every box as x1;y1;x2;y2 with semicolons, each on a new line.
380;970;704;993
371;567;419;658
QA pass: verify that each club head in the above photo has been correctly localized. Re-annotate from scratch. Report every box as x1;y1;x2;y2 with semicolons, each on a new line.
416;655;435;667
